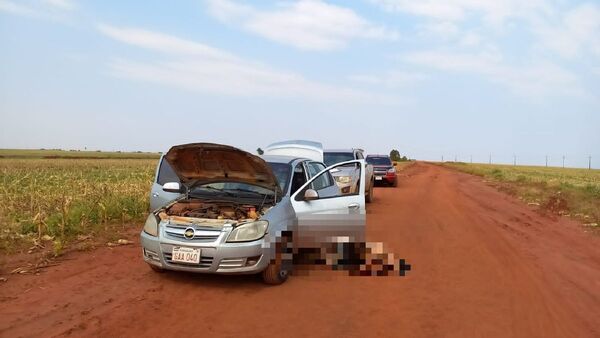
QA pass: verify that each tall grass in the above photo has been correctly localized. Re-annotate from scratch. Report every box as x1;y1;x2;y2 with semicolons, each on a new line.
444;163;600;225
0;158;157;253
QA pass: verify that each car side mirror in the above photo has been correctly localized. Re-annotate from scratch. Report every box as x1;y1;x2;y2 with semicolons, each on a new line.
163;182;184;193
393;162;397;166
303;189;319;201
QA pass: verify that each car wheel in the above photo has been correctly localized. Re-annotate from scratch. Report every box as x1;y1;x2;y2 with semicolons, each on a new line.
366;180;373;203
262;232;292;285
149;264;165;273
392;179;398;187
262;263;289;285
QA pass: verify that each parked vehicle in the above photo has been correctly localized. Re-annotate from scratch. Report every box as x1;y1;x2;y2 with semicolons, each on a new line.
141;142;366;285
323;149;374;203
264;140;323;162
366;155;397;187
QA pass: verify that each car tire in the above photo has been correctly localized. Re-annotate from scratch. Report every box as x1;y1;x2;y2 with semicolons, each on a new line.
392;179;398;187
262;263;289;285
366;180;373;203
262;232;292;285
149;264;165;273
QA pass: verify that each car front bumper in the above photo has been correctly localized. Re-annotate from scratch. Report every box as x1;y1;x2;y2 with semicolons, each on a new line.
140;230;270;274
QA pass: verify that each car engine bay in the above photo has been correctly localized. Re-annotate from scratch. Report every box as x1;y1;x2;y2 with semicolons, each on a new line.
161;199;271;223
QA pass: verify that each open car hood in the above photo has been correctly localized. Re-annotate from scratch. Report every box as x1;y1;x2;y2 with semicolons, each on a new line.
164;143;281;195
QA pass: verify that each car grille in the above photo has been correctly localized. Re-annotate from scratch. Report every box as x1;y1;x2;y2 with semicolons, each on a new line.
164;224;221;243
163;252;214;268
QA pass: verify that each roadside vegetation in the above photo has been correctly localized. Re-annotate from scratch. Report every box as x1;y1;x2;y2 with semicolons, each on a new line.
0;157;157;254
0;148;160;159
444;163;600;227
392;161;414;171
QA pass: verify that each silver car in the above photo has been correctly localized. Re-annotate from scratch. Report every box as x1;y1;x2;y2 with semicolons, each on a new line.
141;143;367;284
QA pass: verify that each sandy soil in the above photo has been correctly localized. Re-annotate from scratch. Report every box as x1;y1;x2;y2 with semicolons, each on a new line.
1;162;598;337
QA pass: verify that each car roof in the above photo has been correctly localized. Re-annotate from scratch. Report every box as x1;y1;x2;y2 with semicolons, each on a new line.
267;140;322;149
366;154;390;157
261;154;305;164
324;148;363;153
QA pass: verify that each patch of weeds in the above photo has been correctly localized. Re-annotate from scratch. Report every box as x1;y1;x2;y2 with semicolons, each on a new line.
490;169;504;179
53;239;64;257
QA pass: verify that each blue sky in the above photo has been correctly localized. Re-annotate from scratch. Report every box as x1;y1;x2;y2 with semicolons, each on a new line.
1;0;599;168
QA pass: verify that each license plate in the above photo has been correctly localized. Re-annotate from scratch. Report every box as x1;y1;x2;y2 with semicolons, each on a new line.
375;176;383;181
172;247;201;264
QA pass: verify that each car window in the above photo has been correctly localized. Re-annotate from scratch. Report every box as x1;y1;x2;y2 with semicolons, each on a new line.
290;162;308;194
307;162;333;190
157;159;180;185
267;162;291;193
323;152;355;167
366;156;392;166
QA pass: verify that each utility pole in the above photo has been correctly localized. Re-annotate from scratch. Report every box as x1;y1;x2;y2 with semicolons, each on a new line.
441;155;444;162
513;154;516;166
589;156;592;170
562;155;565;168
545;155;548;167
489;154;491;165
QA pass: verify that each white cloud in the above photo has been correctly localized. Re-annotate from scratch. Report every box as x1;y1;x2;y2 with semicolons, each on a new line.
349;71;426;88
97;24;397;103
206;0;398;51
42;0;75;11
459;31;481;46
532;3;600;59
370;0;551;26
97;24;237;61
402;50;584;98
0;0;75;20
0;0;41;17
418;21;460;39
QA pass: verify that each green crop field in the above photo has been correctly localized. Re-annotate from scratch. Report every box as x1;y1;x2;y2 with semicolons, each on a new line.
0;157;158;254
0;148;161;159
443;162;600;227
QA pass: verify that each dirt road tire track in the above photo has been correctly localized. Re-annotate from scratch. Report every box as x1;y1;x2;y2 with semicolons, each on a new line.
1;162;598;337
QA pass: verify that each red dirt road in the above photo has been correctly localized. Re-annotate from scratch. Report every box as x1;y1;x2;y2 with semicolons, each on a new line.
1;162;599;337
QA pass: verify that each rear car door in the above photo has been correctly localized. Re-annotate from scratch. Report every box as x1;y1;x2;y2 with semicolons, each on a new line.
149;156;181;210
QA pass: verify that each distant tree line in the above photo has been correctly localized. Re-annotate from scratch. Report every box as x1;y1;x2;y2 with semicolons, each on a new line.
390;149;409;162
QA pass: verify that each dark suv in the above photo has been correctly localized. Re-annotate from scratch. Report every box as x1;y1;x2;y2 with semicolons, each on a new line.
366;155;397;187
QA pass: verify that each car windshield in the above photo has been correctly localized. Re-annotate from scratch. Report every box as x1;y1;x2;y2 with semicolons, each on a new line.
191;182;274;197
366;157;392;166
267;162;291;194
324;152;355;167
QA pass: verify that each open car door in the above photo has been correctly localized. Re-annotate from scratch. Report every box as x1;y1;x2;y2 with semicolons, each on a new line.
290;160;367;247
149;156;181;210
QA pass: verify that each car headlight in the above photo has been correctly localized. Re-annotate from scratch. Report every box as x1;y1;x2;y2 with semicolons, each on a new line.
143;214;159;237
334;176;352;184
227;220;268;242
387;168;396;174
